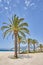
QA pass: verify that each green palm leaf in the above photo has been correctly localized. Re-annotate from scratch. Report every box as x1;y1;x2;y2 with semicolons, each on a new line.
8;18;12;24
20;28;30;34
19;31;26;38
32;39;38;44
19;22;28;27
2;22;10;25
3;29;11;38
28;38;32;43
1;26;9;30
18;18;24;24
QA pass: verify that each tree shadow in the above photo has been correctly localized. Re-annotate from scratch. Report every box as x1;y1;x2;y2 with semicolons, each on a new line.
8;54;32;59
8;55;19;59
18;54;32;59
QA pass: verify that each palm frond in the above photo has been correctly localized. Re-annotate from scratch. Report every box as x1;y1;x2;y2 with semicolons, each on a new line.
19;31;26;38
18;34;23;40
2;22;8;25
1;26;9;31
2;22;12;27
32;39;38;44
28;38;32;43
12;33;14;39
13;15;19;27
8;18;12;24
3;29;11;38
20;28;30;34
13;14;17;23
18;34;26;44
18;18;24;24
19;22;29;27
1;14;29;41
3;22;8;25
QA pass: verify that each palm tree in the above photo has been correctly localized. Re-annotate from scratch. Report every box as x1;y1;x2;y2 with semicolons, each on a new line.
1;14;29;58
39;44;43;52
32;39;38;52
27;38;32;52
18;35;26;54
17;35;22;54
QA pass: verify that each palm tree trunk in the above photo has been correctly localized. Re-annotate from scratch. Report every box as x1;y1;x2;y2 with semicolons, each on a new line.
14;32;18;58
28;43;30;53
18;43;20;54
40;48;42;52
34;44;35;52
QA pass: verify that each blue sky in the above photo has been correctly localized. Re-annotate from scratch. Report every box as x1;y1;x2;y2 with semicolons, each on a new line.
0;0;43;49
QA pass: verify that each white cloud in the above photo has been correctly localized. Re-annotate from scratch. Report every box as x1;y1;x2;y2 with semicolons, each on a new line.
4;7;8;10
32;5;37;9
25;0;31;7
7;1;10;5
24;0;38;10
4;0;11;5
30;3;35;7
24;0;35;7
0;0;2;2
24;7;27;10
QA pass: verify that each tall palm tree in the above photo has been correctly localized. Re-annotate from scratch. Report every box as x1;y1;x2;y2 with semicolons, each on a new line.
1;14;29;58
27;38;32;52
32;39;38;52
